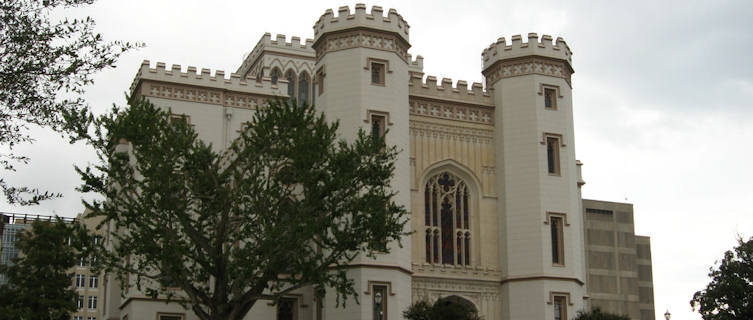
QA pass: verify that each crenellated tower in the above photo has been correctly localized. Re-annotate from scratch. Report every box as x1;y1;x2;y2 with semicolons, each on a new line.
483;33;587;320
312;4;412;320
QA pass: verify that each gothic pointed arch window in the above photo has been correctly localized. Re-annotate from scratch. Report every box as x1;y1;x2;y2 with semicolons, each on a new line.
424;171;471;265
270;68;281;85
285;69;296;103
298;72;309;106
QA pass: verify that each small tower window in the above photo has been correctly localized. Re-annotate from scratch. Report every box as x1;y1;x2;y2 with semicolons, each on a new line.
546;136;561;175
371;62;385;85
544;88;557;109
553;295;567;320
371;114;385;140
550;216;564;265
372;285;388;320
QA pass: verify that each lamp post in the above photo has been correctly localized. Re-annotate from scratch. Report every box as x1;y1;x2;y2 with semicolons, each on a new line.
375;291;383;320
664;310;671;320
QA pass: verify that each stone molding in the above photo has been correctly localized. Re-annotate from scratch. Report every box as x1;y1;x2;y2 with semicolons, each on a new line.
409;98;494;125
314;28;411;63
409;120;494;144
483;56;573;87
135;80;274;110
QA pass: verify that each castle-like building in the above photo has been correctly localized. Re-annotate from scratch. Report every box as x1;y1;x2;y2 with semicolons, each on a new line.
102;4;655;320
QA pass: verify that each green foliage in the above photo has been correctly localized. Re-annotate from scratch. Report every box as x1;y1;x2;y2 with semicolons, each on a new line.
0;0;139;205
77;98;409;320
403;296;481;320
572;308;630;320
690;237;753;320
0;219;83;319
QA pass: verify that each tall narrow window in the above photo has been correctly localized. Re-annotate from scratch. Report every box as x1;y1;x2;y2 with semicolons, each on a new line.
270;68;281;85
88;295;97;309
371;114;385;140
371;62;385;85
77;295;84;309
553;295;567;320
298;73;309;106
544;88;557;109
286;70;296;103
551;216;564;265
546;136;561;175
372;285;388;320
424;172;471;265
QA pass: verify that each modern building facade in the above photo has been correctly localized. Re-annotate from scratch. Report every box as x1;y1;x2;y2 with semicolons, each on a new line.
583;200;655;320
99;4;656;320
0;213;102;320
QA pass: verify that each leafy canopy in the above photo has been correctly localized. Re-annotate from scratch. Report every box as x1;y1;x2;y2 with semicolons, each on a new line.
572;308;630;320
77;98;409;320
0;218;85;320
691;237;753;320
0;0;139;204
403;297;481;320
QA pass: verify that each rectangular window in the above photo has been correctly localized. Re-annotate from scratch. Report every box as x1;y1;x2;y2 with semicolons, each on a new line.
158;316;183;320
277;297;297;320
77;295;84;309
371;114;386;140
551;216;564;265
372;285;388;320
553;295;567;320
89;276;98;288
546;136;561;175
371;62;385;85
88;317;97;320
76;274;85;288
79;257;86;267
88;296;97;310
544;88;557;109
74;317;83;320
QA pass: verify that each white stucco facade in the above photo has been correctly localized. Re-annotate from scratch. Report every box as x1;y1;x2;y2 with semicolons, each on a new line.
99;4;655;320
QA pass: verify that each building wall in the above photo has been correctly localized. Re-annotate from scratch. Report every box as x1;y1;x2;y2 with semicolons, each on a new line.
583;199;655;320
98;5;656;320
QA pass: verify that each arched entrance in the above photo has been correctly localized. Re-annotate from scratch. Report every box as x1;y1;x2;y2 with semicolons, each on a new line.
433;295;479;320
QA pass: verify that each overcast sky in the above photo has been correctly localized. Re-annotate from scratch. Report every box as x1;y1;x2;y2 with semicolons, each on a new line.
2;0;752;319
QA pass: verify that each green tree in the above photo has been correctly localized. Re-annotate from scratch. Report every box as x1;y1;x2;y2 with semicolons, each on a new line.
76;98;409;320
403;297;482;320
0;218;81;319
690;237;753;320
572;308;630;320
0;0;138;205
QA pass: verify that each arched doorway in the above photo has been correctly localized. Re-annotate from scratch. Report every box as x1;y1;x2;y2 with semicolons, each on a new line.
433;295;479;320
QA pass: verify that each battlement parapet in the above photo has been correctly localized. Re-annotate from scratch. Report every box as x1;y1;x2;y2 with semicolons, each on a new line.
236;32;315;77
482;33;572;71
409;75;492;106
131;60;287;99
313;4;409;44
408;54;424;74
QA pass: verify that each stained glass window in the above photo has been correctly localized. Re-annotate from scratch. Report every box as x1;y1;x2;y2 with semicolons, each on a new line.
424;171;471;265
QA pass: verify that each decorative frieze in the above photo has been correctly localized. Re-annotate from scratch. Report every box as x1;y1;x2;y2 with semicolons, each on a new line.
483;56;572;87
409;99;494;125
314;29;410;62
409;120;494;144
139;81;269;110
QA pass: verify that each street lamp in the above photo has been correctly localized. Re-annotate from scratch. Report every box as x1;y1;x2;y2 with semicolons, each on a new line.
374;291;383;320
664;310;671;320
